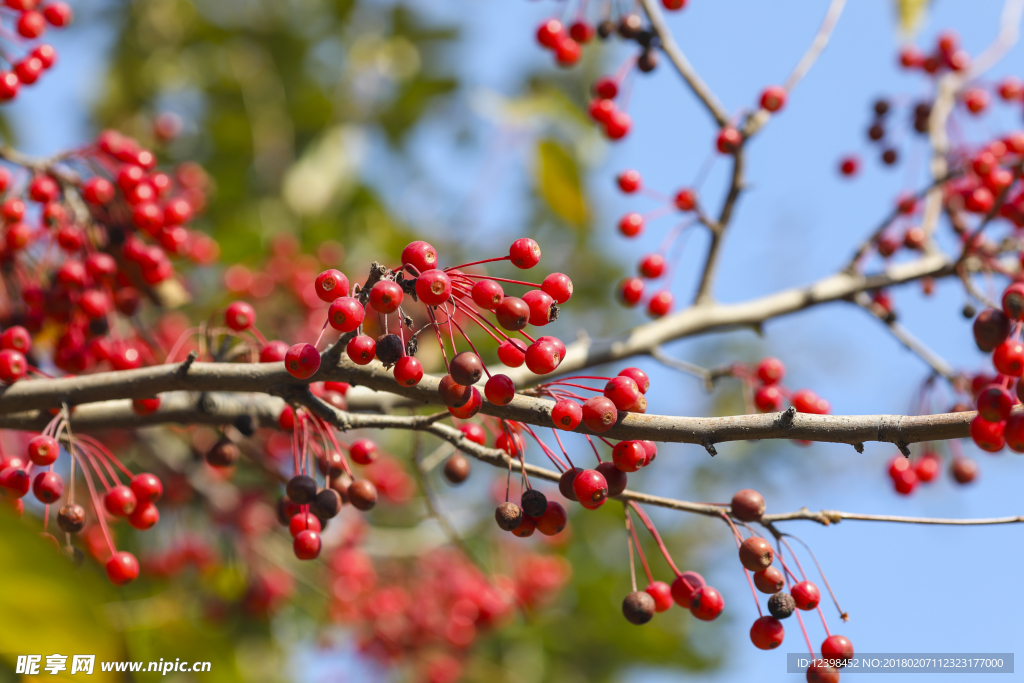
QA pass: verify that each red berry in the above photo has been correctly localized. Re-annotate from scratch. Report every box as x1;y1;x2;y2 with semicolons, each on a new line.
791;581;820;610
128;502;160;530
595;77;618;99
759;85;786;112
588;97;615;124
647;290;673;317
977;384;1013;421
393;356;424;386
572;468;609;508
104;485;138;517
806;661;840;683
0;71;18;100
619;278;644;306
293;529;322;560
568;20;593;43
17;10;46;38
285;343;321;379
485;374;516;405
612;440;646;472
328;296;365;332
369;280;404;314
617;169;641;193
998;76;1023;101
32;471;63;504
27;435;59;466
1;325;31;353
509;238;541;269
619;212;644;237
756;357;785;384
496;431;525;456
495;296;530;330
459;423;486;446
551;399;582;430
536;19;564;49
639;254;665;278
511;513;536;538
662;0;687;8
994;340;1024;376
0;349;27;383
739;536;774;571
225;301;256;331
132;397;160;415
448;387;482;419
29;175;60;203
131;473;163;502
750;615;784;649
581;396;618;432
716;127;742;154
605;110;632;139
350;439;378;465
604;376;640;410
971;415;1005;452
416;269;453;306
690;586;724;620
106;551;140;585
839;155;860;176
522;289;556;326
1002;282;1024;320
963;88;989;114
645;581;674;612
44;2;73;26
0;466;29;498
471;279;504;310
535;500;568;535
753;566;784;593
314;269;349;302
257;341;288;363
525;340;561;375
821;634;854;662
670;571;705;606
346;335;376;365
674;188;697;211
401;240;438;274
497;339;527;367
541;272;573;303
618;367;649;394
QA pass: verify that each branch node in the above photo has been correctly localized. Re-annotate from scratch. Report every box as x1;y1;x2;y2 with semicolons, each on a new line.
896;441;911;457
853;442;864;453
778;406;796;427
702;440;717;457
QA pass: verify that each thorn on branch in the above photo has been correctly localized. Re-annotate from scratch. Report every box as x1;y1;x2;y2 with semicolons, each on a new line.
897;441;911;457
702;440;717;457
176;350;198;376
853;442;864;453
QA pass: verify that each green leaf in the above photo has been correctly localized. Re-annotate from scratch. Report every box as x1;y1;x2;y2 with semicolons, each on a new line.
895;0;930;34
0;511;123;681
536;139;588;230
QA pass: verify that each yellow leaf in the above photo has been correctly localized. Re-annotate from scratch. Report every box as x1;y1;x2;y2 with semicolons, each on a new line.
895;0;930;34
536;139;588;230
0;512;124;682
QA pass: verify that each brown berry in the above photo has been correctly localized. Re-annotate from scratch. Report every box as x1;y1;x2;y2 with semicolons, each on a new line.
739;536;774;571
521;489;548;518
311;488;342;519
438;374;471;407
442;454;470;484
622;590;656;625
286;475;317;505
558;467;582;501
205;437;239;468
348;479;378;511
730;488;765;522
57;503;86;533
495;501;523;531
768;591;795;619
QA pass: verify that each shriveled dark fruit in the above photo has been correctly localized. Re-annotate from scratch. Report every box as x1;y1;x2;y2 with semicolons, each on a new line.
438;374;471;407
205;437;239;468
495;501;523;531
286;475;318;505
768;591;796;619
311;488;343;519
637;49;658;73
618;13;642;38
443;454;471;484
521;489;548;517
596;461;628;497
348;480;378;511
449;351;484;386
329;473;353;503
62;545;84;567
375;334;404;366
622;590;656;625
57;503;86;533
730;488;765;522
739;536;775;571
974;308;1010;352
558;467;582;501
596;19;615;39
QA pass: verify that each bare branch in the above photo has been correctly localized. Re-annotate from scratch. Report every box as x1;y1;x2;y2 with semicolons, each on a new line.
761;508;1024;526
637;0;730;127
854;295;957;381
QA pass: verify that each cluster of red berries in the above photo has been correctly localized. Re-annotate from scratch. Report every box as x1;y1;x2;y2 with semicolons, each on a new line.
0;0;72;101
967;282;1024;453
0;128;214;378
330;545;568;678
254;239;572;426
0;412;164;585
886;449;977;495
739;357;831;427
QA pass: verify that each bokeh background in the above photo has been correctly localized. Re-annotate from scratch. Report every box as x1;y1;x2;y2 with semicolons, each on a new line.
2;0;1023;681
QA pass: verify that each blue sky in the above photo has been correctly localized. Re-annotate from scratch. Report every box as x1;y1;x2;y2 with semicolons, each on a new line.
13;1;1024;681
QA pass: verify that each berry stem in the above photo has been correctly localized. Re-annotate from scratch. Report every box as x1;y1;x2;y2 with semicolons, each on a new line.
444;256;511;270
628;502;683;577
448;272;543;288
625;507;655;585
72;445;116;557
